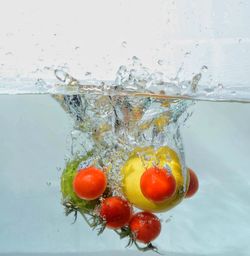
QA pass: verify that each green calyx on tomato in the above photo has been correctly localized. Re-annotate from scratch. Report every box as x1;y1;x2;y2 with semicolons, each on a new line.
113;211;161;253
60;151;161;254
129;212;161;244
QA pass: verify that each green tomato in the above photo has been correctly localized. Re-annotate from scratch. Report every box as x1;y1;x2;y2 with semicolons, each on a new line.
61;151;98;213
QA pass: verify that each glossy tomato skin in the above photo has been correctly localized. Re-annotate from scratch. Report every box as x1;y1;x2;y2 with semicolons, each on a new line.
99;196;132;229
73;166;107;200
185;168;199;198
140;167;176;202
129;212;161;244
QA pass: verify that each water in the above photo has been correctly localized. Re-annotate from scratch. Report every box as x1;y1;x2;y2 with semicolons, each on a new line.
0;95;249;256
0;56;250;256
1;60;250;103
1;0;250;253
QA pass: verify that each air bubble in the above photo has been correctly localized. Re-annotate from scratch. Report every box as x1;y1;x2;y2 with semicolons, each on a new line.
163;163;172;173
78;158;94;171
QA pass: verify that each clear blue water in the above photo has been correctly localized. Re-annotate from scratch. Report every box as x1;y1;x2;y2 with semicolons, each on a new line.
0;95;249;255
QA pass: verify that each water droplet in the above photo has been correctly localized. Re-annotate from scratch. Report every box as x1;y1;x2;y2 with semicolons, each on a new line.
157;59;164;65
36;78;47;88
121;41;127;48
132;56;140;64
201;65;208;71
165;216;173;223
55;69;69;82
218;83;224;89
78;158;94;170
191;73;202;92
85;72;91;76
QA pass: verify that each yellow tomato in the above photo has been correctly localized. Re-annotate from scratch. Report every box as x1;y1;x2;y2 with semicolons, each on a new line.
121;146;188;212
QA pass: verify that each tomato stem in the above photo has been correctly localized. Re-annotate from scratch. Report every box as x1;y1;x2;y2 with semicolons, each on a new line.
62;197;161;254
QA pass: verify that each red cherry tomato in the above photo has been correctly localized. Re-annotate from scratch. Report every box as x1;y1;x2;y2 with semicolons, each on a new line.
73;166;107;200
99;196;133;229
140;167;176;202
129;212;161;244
185;168;199;198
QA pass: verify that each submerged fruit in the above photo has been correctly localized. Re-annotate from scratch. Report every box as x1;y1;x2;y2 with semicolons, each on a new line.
99;196;132;229
129;212;161;244
61;153;98;212
140;167;176;202
73;166;107;200
185;168;199;198
121;146;188;212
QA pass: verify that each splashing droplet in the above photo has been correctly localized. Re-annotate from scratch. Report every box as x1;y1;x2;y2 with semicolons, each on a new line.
184;51;191;56
85;72;92;76
121;41;127;48
201;65;208;71
54;69;78;86
132;56;140;65
191;73;202;93
54;69;69;83
157;59;164;66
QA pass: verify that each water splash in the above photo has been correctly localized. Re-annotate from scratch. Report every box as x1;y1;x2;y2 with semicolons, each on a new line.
51;59;250;103
0;57;250;103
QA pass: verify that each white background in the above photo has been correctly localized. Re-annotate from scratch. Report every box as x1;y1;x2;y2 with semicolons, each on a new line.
0;0;250;89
